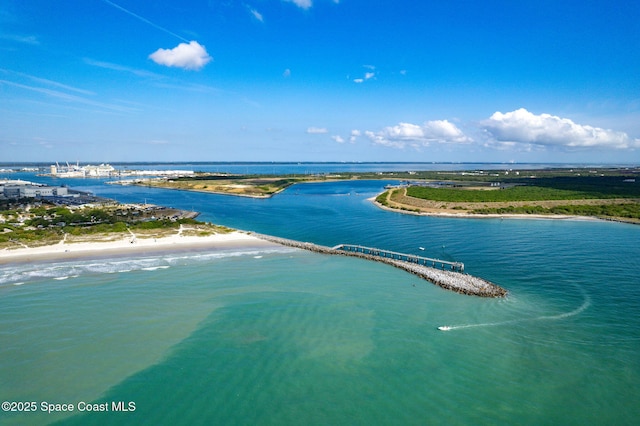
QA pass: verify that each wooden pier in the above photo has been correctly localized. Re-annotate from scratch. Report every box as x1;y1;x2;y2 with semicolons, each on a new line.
332;244;464;272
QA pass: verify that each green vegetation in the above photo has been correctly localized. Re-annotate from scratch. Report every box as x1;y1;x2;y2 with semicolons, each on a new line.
144;174;306;197
362;167;640;187
405;185;615;203
375;192;389;206
135;167;639;200
374;169;640;222
0;203;227;249
406;173;640;202
472;203;640;219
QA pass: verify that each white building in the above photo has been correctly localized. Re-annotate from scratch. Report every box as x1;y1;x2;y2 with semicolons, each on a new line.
49;163;115;177
83;164;116;177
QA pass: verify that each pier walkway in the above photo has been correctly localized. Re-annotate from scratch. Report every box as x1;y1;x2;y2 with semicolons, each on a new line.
332;244;464;272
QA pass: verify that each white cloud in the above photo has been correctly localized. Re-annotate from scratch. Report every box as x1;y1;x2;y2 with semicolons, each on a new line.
0;79;138;113
285;0;313;9
366;120;471;148
482;108;639;150
149;41;212;71
349;129;361;143
0;34;39;45
2;69;95;95
353;68;375;84
332;135;345;143
249;7;264;22
85;58;163;79
306;127;328;134
283;68;291;78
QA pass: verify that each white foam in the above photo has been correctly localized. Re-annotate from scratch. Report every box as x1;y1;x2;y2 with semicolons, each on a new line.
141;266;171;271
439;285;591;332
0;246;292;286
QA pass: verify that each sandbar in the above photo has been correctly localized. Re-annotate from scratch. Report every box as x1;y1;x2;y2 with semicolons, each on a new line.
0;231;283;264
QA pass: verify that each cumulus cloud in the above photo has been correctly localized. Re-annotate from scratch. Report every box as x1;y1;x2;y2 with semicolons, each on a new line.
350;129;361;143
306;127;328;134
149;41;212;71
366;120;472;148
332;135;345;143
285;0;312;9
482;108;639;150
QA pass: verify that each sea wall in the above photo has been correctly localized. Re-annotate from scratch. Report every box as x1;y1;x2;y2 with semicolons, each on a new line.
252;233;507;298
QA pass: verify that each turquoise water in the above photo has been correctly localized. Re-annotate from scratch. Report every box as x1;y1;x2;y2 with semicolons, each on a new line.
1;171;639;425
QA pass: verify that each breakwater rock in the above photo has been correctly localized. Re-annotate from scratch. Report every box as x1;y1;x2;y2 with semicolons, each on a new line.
251;233;507;298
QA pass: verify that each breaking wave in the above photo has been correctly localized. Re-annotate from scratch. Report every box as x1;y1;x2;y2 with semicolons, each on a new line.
0;247;294;287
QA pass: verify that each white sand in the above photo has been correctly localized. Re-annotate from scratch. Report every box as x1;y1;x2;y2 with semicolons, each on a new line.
0;231;280;264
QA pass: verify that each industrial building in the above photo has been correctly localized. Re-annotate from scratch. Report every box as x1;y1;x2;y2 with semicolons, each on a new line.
1;180;73;199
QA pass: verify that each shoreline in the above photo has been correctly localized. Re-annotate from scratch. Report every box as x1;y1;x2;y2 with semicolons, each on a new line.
119;179;637;224
0;231;283;265
119;176;358;199
1;228;507;297
369;197;637;224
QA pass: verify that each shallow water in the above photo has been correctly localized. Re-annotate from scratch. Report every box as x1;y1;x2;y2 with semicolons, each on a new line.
1;167;639;425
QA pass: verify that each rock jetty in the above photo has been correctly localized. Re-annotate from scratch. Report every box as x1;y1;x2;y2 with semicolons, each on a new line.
252;233;507;298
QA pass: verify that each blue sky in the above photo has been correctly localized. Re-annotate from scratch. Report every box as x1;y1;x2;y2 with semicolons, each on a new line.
1;0;639;163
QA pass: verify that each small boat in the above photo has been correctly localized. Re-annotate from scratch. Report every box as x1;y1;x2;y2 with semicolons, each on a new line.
418;247;425;251
437;326;452;331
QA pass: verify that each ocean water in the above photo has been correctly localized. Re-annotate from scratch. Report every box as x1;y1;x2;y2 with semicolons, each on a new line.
1;166;639;425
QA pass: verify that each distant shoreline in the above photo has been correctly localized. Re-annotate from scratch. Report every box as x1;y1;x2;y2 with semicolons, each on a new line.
115;176;354;199
368;196;638;224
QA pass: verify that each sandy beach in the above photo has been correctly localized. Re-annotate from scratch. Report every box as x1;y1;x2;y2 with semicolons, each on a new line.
0;231;283;264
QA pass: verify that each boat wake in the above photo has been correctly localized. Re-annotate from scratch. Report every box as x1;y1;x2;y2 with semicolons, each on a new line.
438;287;591;332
